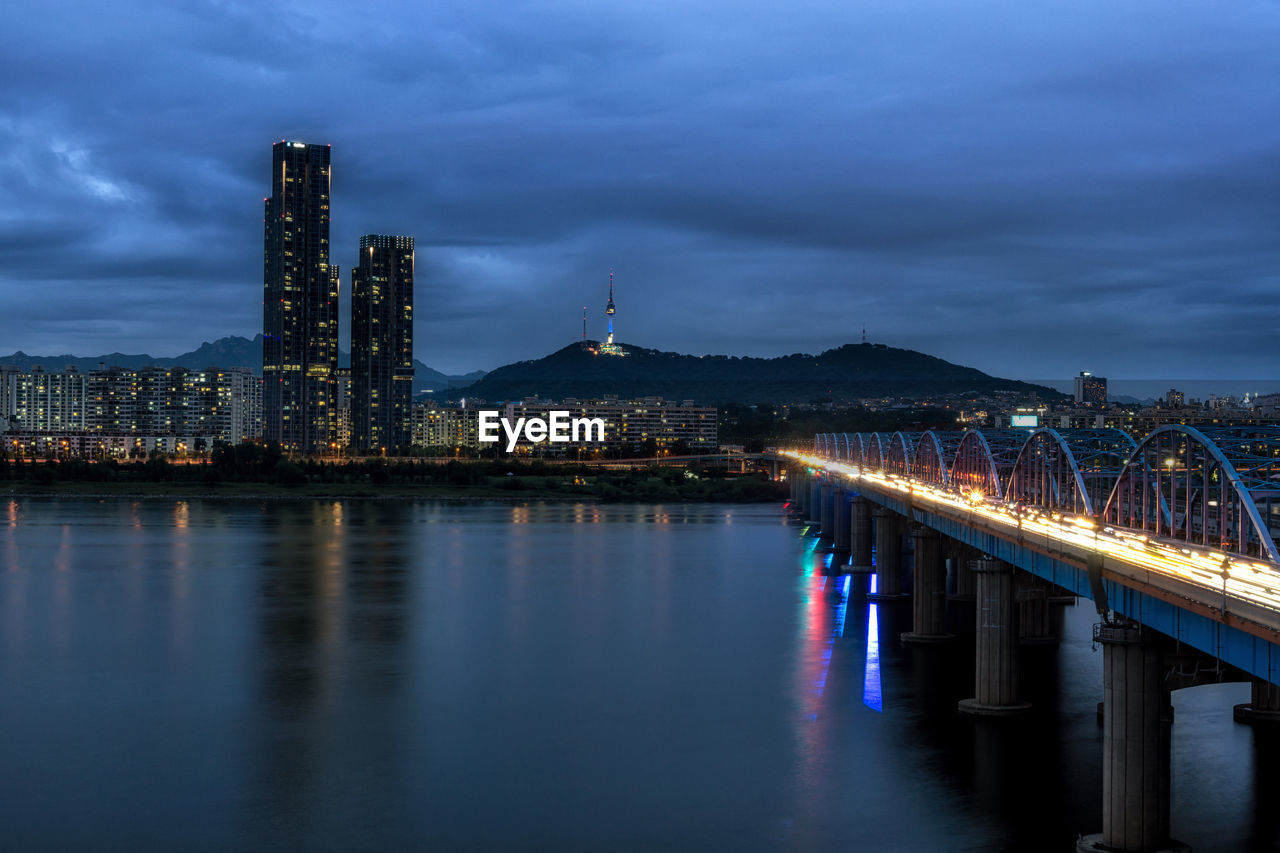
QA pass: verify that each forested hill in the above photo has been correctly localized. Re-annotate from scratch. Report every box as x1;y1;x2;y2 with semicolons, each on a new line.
460;341;1063;405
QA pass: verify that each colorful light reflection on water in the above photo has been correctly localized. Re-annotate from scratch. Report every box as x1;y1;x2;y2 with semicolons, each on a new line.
863;591;883;712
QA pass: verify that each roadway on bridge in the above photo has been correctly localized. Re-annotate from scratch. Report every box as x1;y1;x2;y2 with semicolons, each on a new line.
784;450;1280;644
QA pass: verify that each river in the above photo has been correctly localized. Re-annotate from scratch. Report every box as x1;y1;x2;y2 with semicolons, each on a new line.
0;499;1271;850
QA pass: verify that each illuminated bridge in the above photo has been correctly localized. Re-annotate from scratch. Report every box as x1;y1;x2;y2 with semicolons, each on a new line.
775;426;1280;853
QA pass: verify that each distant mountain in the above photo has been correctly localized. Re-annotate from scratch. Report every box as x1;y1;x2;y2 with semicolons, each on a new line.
461;341;1065;405
0;335;484;396
410;364;486;393
448;370;489;387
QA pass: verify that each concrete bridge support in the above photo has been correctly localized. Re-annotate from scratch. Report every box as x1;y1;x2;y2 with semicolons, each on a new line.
1078;626;1187;853
1017;574;1058;646
945;542;977;635
959;559;1030;716
948;544;977;600
850;496;874;574
819;481;835;539
902;525;954;644
808;477;823;526
869;508;909;600
832;488;851;555
1234;679;1280;724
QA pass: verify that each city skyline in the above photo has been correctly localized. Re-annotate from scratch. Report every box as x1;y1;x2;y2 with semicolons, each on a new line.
2;1;1279;380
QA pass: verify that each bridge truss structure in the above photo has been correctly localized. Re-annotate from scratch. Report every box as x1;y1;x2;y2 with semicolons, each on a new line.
812;427;1280;563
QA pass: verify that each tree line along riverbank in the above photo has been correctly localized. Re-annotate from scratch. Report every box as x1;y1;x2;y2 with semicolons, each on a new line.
0;450;786;503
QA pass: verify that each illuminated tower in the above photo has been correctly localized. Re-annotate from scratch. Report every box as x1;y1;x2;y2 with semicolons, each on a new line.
605;268;616;345
263;140;338;454
599;269;627;356
352;235;415;453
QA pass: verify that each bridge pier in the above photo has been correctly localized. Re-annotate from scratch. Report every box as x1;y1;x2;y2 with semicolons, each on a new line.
819;481;835;540
1078;625;1188;853
945;542;977;635
1017;574;1058;646
959;559;1030;716
902;525;954;644
948;544;977;600
807;477;822;526
869;508;909;600
850;496;874;573
1234;679;1280;724
831;487;851;557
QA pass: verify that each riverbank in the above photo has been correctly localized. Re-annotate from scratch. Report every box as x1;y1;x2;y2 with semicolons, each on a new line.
2;476;787;503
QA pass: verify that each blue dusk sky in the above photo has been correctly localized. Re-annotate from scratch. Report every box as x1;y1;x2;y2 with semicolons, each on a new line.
2;0;1278;378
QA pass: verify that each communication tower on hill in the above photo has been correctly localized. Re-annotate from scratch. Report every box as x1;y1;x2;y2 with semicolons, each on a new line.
599;269;627;356
579;306;595;352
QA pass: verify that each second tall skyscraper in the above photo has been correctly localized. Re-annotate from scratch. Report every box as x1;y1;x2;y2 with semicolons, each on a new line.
351;235;415;452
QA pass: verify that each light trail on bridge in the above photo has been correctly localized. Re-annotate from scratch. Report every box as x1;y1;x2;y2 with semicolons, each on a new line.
785;450;1280;617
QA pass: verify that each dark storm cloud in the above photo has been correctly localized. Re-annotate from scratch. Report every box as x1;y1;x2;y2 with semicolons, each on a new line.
1;0;1278;378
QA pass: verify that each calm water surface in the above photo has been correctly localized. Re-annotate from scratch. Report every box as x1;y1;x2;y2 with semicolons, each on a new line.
0;499;1275;851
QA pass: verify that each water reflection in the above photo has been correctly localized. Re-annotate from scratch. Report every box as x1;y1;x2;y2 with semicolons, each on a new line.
256;502;411;714
249;501;412;847
863;580;883;712
0;500;1267;850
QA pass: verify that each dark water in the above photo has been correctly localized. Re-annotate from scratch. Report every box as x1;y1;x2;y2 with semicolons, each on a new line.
0;499;1274;851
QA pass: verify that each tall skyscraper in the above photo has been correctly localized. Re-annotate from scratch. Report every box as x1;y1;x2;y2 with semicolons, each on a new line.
262;140;338;453
351;235;415;452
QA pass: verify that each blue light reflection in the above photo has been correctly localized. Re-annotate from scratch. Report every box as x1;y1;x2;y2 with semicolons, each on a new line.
863;596;883;712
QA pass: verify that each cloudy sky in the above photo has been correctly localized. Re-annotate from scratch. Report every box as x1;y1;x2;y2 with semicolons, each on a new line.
2;0;1278;378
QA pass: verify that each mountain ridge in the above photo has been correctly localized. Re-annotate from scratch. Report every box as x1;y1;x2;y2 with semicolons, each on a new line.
459;340;1064;405
0;336;1066;405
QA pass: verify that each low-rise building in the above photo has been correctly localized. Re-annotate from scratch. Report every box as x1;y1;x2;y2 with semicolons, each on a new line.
500;396;718;456
408;397;719;456
0;364;263;453
411;403;480;452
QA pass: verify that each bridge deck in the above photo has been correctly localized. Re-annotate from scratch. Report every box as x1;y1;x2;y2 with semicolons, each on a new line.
781;451;1280;685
